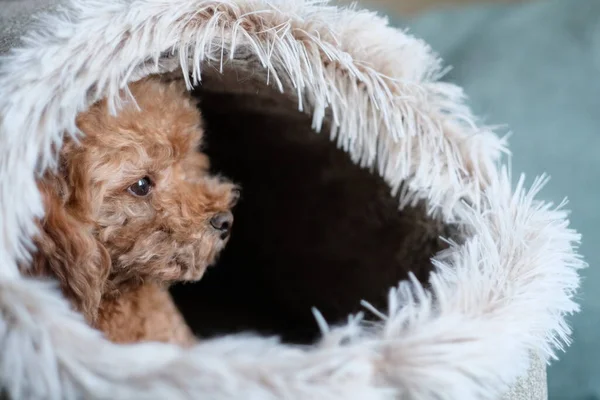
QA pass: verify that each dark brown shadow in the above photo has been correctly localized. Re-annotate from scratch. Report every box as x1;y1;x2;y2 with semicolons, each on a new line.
171;73;454;344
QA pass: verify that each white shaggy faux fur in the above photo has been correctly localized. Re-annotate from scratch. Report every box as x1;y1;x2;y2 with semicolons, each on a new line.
0;0;584;399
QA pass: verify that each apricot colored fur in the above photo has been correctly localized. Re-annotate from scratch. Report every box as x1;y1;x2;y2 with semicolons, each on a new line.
25;76;238;345
96;283;196;346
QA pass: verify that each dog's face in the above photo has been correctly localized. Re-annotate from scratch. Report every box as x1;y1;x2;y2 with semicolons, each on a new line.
30;76;238;320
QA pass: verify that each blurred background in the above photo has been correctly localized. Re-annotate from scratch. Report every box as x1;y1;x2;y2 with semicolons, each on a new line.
340;0;524;14
335;0;599;399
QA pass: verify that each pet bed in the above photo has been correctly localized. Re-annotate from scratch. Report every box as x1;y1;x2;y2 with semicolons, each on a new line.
0;0;584;399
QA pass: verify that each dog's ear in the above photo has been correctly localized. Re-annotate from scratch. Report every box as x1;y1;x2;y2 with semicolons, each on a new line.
30;167;111;323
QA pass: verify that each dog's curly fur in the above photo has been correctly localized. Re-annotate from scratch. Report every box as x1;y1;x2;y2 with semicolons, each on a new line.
24;76;238;345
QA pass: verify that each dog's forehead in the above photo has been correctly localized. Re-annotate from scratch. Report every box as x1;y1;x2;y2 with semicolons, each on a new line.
81;105;200;152
82;124;201;187
73;77;204;182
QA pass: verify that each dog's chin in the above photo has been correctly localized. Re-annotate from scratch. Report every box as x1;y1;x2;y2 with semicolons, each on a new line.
176;237;229;281
178;264;208;281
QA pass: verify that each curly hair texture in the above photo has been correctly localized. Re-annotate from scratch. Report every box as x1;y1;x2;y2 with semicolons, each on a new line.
25;76;239;345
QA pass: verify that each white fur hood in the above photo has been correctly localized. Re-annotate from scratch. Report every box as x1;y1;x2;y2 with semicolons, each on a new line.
0;0;584;399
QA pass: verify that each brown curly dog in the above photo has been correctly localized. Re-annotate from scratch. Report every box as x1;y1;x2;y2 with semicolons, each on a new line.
24;75;239;346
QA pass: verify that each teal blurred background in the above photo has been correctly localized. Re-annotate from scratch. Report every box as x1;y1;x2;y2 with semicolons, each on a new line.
386;0;599;398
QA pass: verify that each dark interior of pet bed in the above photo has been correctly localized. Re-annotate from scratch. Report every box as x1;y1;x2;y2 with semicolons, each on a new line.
170;71;454;344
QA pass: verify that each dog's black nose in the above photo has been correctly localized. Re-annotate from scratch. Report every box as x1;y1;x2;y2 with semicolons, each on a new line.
210;211;233;238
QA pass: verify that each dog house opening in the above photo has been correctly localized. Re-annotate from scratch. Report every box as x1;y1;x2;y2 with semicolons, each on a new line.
170;69;457;344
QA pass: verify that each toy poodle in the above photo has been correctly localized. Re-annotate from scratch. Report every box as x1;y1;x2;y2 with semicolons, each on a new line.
24;75;239;345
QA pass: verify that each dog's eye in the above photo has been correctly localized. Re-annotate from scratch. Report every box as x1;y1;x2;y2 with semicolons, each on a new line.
128;177;153;197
